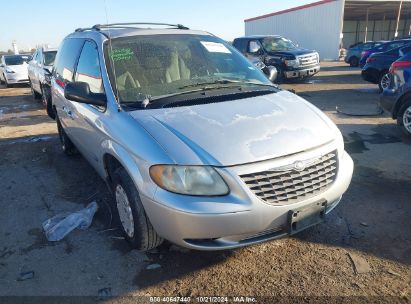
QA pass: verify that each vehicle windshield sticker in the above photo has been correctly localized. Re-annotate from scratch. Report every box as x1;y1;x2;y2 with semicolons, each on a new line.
110;48;134;61
200;41;231;54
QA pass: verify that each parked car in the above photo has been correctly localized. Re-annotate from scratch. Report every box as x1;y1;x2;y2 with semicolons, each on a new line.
359;39;411;68
0;54;31;87
361;44;411;91
28;47;58;118
345;41;386;67
250;57;277;82
380;52;411;136
51;23;353;251
232;35;320;83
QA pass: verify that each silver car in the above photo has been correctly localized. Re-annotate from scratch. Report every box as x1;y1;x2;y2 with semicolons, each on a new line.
28;47;57;116
51;23;353;251
0;54;31;87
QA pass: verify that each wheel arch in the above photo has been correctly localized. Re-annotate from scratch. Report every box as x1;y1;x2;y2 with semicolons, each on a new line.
393;92;411;119
102;141;157;200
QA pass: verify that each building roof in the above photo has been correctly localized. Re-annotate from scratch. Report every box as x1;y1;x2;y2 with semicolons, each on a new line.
244;0;335;23
245;0;411;23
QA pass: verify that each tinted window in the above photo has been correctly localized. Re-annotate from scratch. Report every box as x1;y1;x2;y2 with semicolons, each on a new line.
261;37;296;52
37;51;43;65
105;34;270;104
248;40;263;53
53;38;84;86
75;41;103;93
233;39;248;53
388;42;407;51
43;51;57;66
361;43;373;50
32;51;38;62
400;45;411;54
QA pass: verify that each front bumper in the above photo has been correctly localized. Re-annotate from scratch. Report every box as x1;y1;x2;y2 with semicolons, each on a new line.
143;149;353;250
284;64;320;78
5;73;29;84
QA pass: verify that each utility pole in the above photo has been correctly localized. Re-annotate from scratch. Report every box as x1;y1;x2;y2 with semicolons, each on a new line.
364;8;369;42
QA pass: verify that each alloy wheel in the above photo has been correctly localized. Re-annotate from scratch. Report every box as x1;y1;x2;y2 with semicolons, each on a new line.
380;73;390;90
403;105;411;134
115;184;135;238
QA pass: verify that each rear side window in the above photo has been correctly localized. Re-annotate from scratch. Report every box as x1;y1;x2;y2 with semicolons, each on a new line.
400;45;411;55
233;39;248;54
53;38;84;87
74;41;104;93
43;51;57;66
387;41;408;51
362;43;373;50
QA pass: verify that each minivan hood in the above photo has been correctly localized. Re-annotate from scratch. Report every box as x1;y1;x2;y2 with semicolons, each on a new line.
130;90;335;166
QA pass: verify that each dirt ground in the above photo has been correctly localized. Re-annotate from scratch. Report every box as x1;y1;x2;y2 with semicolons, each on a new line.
0;62;410;303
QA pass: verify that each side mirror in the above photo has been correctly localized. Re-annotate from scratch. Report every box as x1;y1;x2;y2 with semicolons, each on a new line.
0;64;4;68
250;45;262;54
44;67;52;75
64;81;106;107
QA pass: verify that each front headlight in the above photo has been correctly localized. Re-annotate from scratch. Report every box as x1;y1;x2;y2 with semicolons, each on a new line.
5;67;15;74
284;59;299;68
150;165;229;196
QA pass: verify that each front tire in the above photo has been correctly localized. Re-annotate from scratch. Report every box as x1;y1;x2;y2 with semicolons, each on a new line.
56;116;77;155
112;167;163;251
349;57;359;67
397;100;411;137
42;85;56;120
29;79;41;100
275;67;284;83
379;72;390;92
4;75;10;88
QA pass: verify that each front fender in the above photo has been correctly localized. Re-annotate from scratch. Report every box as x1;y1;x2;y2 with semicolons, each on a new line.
101;140;158;200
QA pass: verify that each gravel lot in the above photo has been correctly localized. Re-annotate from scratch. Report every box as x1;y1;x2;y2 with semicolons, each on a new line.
0;62;410;302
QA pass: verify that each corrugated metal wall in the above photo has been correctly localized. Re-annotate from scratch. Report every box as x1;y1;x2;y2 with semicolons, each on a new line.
245;0;344;60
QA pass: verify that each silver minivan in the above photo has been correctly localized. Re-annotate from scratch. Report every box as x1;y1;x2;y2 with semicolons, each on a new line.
51;23;353;251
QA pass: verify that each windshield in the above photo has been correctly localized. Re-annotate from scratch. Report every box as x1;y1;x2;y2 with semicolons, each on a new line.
4;55;28;65
43;51;57;66
105;34;271;105
261;37;297;52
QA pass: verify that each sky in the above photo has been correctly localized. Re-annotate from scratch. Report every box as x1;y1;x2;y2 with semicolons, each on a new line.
0;0;314;52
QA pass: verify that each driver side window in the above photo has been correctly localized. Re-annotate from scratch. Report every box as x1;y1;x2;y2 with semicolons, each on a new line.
75;41;104;94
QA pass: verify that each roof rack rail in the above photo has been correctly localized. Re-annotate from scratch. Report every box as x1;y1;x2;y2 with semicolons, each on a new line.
75;22;189;32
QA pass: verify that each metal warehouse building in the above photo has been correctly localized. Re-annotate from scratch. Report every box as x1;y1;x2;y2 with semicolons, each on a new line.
245;0;411;60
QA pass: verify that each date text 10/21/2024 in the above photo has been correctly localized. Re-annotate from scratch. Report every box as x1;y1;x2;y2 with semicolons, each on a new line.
149;297;257;303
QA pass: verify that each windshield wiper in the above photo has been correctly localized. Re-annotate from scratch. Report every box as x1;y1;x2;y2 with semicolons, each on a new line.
178;79;276;90
121;81;278;109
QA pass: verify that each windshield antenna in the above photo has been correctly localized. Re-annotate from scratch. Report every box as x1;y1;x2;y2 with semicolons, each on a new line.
104;0;122;112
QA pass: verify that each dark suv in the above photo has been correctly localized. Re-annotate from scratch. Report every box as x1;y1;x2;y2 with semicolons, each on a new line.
233;35;320;82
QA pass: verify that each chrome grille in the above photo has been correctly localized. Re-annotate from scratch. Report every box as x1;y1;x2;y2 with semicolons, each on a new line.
297;53;319;67
240;151;338;205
